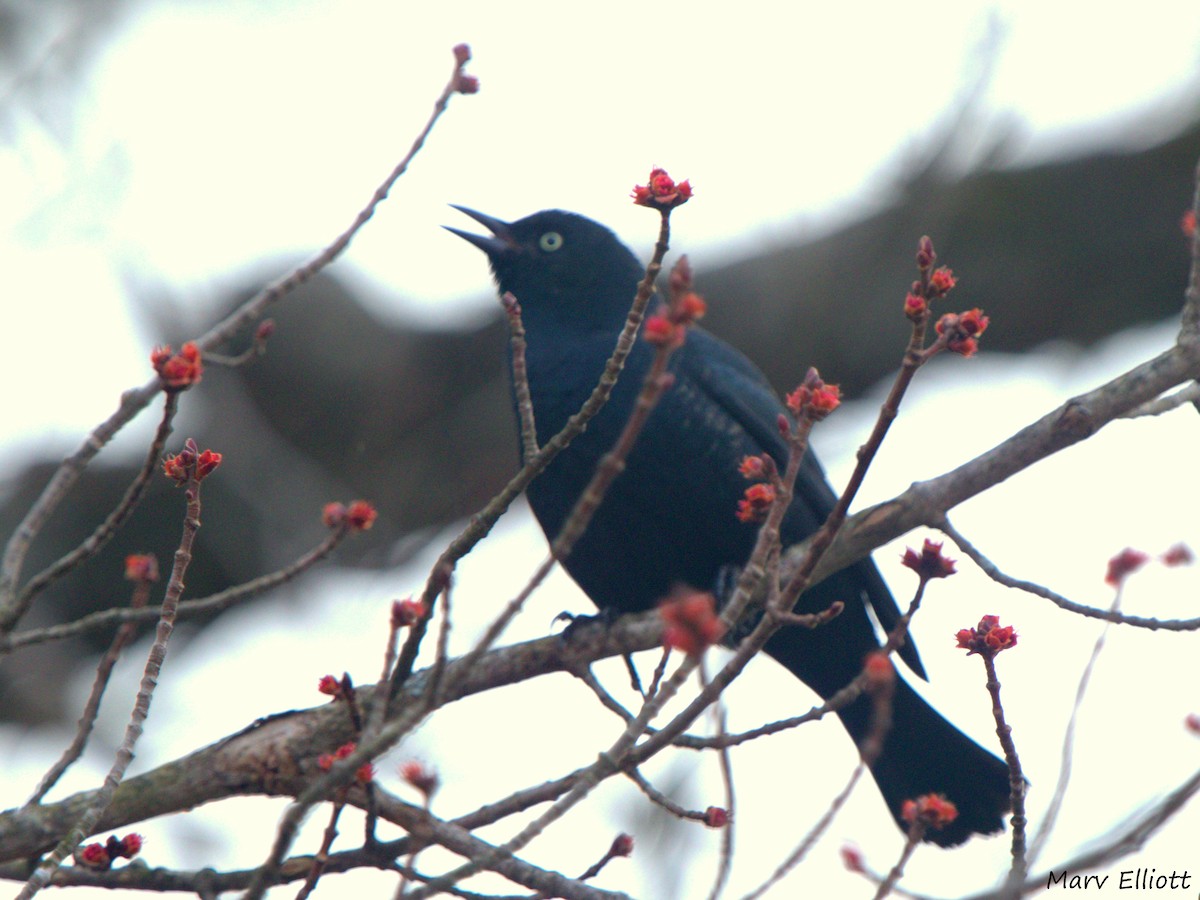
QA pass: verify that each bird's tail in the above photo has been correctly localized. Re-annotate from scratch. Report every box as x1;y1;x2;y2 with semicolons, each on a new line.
764;624;1012;847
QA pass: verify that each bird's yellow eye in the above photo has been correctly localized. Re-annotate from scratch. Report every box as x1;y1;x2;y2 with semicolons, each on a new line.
538;231;564;252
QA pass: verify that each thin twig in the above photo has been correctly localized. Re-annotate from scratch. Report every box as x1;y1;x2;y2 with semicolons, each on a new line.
1026;586;1123;870
502;292;540;465
24;571;157;806
572;665;637;722
939;518;1200;632
1;525;353;654
1116;380;1200;418
985;652;1028;897
960;767;1200;900
11;393;179;626
703;659;736;900
872;822;924;900
16;449;207;899
739;765;867;900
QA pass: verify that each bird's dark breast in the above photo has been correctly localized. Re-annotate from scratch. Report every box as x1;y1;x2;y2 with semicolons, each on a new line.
524;347;763;615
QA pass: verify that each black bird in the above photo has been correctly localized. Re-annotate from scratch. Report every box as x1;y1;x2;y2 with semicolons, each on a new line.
448;207;1011;846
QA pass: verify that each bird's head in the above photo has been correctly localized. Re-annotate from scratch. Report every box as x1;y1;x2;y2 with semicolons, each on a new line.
446;207;644;331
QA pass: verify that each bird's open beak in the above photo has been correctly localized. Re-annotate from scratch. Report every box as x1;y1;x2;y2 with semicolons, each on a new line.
444;205;517;256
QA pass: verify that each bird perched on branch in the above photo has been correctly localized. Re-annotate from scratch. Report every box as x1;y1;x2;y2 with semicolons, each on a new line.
448;206;1010;846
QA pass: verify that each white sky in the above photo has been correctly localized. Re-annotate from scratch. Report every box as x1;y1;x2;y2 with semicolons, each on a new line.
3;2;1200;897
3;1;1200;452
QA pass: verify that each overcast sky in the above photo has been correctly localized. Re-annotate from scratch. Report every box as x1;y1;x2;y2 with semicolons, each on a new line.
3;1;1200;456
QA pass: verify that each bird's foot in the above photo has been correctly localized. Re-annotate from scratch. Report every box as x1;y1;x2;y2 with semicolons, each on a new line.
552;606;620;640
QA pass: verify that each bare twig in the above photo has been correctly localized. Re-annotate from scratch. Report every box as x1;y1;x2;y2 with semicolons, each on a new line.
704;659;736;900
1026;586;1123;870
872;820;924;900
740;765;867;900
1;524;354;654
24;565;157;805
502;292;540;465
10;393;179;630
16;443;210;899
939;518;1200;632
960;766;1200;900
984;650;1028;897
1117;380;1200;418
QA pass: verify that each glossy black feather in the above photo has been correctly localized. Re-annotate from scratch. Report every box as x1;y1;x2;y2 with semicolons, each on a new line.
450;208;1011;846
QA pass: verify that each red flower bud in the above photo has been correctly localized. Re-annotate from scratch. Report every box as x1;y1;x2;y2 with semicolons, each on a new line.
901;793;958;830
151;342;203;391
194;449;222;481
1105;547;1150;587
400;760;440;797
904;292;927;319
610;833;635;857
76;842;111;870
675;292;707;324
1161;543;1194;567
735;482;776;524
632;167;692;209
955;615;1017;657
322;502;346;528
785;368;840;420
928;266;957;296
124;554;159;583
345;500;377;531
643;314;682;348
668;255;693;294
454;73;480;95
703;806;730;828
915;236;936;272
900;538;956;581
936;309;990;357
840;844;865;873
738;455;767;480
659;589;725;656
392;597;428;627
863;651;895;690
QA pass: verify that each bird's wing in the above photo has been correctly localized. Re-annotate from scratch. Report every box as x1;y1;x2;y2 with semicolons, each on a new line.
676;327;927;679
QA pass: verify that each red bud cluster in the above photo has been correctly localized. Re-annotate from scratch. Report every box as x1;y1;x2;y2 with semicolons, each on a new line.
659;589;725;656
162;438;221;485
1105;547;1150;587
785;368;841;421
703;806;730;828
900;538;957;581
151;342;203;391
400;759;441;798
935;308;990;357
955;615;1017;657
74;833;144;871
632;167;693;209
901;793;958;830
123;554;159;583
322;500;378;531
735;482;776;524
391;596;428;627
317;742;373;783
